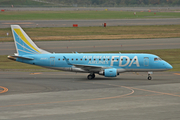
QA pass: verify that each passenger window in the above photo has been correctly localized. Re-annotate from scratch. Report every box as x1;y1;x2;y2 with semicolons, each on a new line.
80;59;82;61
76;59;78;61
89;59;91;61
94;59;96;61
85;59;87;61
58;58;60;61
103;59;105;61
72;59;73;61
99;59;101;61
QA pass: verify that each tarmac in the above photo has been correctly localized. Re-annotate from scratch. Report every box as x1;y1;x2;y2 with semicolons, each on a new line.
1;38;180;55
0;71;180;120
1;18;180;28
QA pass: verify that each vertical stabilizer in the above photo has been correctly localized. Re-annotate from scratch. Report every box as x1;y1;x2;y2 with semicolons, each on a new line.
11;25;50;55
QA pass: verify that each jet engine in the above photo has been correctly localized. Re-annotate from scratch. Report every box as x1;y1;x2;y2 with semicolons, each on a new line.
99;68;118;77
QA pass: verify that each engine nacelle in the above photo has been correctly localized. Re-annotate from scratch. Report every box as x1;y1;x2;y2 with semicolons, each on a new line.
99;68;117;77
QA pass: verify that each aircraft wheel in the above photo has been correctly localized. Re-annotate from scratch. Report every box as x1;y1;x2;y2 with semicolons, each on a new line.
87;74;95;80
87;75;93;80
148;76;152;80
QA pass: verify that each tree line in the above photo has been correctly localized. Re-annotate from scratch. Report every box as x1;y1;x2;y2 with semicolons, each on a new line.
45;0;180;5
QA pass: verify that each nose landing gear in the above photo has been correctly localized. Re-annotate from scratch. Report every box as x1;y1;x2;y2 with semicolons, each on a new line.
147;72;153;80
148;75;152;80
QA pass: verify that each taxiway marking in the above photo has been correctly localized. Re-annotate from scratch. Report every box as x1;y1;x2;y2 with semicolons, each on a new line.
174;73;180;75
30;73;42;75
0;86;8;94
84;82;180;98
0;86;134;108
128;87;180;97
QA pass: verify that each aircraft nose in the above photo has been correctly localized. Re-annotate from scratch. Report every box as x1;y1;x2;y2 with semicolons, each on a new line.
166;63;173;70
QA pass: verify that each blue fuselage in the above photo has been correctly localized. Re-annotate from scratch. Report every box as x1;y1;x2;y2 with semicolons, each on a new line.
16;53;172;73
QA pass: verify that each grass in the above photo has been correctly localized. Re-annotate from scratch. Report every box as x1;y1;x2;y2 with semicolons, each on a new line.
0;11;180;20
0;0;49;5
0;49;180;71
1;25;180;42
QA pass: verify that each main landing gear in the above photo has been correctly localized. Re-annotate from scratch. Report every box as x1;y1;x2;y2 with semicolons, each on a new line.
147;72;153;80
87;73;95;80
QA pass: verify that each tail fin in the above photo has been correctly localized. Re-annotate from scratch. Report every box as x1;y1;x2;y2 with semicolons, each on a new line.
11;25;50;55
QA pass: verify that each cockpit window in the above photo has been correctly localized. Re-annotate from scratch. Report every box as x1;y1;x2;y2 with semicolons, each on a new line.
158;58;162;60
154;58;158;61
154;57;162;61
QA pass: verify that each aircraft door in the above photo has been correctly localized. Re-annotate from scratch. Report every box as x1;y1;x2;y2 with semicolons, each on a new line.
50;57;55;66
144;57;149;66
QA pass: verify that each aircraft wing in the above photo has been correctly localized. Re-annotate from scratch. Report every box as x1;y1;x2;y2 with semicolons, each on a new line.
73;64;110;72
63;56;110;72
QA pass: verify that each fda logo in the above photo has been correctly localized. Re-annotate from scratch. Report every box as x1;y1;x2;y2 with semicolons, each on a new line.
111;56;140;67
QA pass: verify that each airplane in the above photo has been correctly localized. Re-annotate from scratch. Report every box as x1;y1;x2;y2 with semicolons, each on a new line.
8;25;173;80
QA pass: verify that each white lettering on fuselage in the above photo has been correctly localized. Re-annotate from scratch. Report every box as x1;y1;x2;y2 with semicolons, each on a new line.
110;56;119;66
84;55;139;67
111;56;140;67
84;56;110;64
128;56;140;67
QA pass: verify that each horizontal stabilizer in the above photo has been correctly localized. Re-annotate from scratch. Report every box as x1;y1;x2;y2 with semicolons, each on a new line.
8;55;34;60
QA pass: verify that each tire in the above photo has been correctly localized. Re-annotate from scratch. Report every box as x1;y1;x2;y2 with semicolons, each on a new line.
148;76;152;80
87;75;93;80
